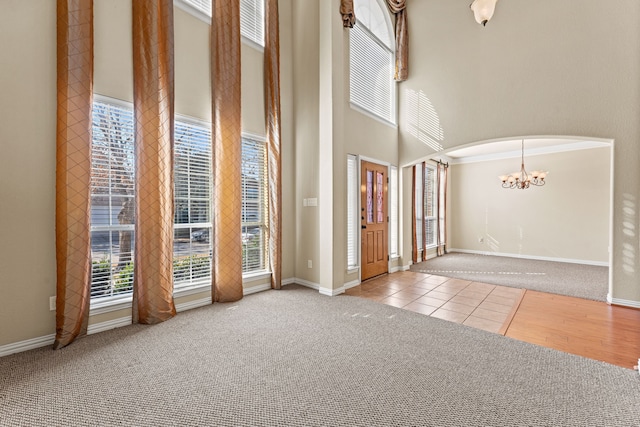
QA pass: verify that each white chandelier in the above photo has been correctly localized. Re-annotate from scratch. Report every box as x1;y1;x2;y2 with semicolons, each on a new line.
499;140;548;189
470;0;498;26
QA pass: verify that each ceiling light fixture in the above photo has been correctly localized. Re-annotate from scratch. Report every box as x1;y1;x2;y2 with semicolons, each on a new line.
470;0;498;27
499;140;548;189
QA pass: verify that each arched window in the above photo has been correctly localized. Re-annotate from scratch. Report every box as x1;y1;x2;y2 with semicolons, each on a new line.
350;0;396;125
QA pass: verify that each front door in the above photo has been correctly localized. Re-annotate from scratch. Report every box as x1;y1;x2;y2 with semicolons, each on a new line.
360;160;388;281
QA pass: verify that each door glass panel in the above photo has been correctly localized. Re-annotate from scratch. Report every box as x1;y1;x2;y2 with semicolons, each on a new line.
367;170;374;223
377;171;384;223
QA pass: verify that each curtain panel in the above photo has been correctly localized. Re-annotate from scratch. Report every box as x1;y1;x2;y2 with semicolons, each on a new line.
436;162;448;256
411;165;418;263
264;0;282;290
54;0;93;349
210;0;244;303
131;0;177;324
385;0;408;81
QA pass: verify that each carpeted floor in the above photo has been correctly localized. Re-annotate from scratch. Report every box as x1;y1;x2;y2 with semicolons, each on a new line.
410;252;609;302
1;285;638;426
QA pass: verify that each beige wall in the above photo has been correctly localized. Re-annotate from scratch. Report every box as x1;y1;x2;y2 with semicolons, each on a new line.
448;147;611;263
0;0;294;347
400;0;640;303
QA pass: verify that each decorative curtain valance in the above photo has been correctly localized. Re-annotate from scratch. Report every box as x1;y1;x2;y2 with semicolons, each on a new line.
340;0;356;28
385;0;408;81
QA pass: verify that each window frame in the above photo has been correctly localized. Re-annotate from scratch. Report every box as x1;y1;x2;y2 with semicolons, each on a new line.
389;165;399;258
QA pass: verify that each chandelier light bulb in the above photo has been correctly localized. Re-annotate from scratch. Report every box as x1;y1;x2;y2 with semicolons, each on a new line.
499;140;548;190
470;0;498;26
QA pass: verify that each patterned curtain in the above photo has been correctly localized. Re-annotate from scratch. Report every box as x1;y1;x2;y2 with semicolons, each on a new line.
265;0;282;290
340;0;356;28
54;0;93;350
436;162;449;256
386;0;408;81
131;0;177;324
211;0;244;303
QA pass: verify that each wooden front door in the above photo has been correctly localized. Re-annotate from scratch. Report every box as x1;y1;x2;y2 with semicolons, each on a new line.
360;160;388;281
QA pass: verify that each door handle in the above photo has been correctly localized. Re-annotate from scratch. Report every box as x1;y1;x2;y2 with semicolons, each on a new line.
361;225;367;229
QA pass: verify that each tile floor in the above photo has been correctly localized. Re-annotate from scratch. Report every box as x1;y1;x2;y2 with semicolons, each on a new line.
344;270;524;334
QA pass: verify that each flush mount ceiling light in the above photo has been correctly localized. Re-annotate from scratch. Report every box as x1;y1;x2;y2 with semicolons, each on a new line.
499;140;548;190
470;0;498;26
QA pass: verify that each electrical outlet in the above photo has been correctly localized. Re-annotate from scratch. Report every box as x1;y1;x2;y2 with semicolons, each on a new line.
307;260;312;268
49;296;56;311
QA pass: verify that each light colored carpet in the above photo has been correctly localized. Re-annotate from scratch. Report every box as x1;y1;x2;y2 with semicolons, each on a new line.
410;252;608;301
1;285;638;426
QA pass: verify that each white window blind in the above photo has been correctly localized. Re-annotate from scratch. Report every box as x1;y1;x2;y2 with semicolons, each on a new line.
349;0;395;125
173;118;213;290
389;165;398;257
424;165;437;248
90;100;135;299
240;0;264;47
347;155;358;269
241;136;267;273
176;0;264;48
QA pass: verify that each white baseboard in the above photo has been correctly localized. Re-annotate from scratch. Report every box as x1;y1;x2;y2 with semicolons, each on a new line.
447;248;609;267
175;297;212;313
87;317;132;335
293;278;320;291
0;334;55;358
343;279;360;290
608;296;640;309
319;286;345;297
243;283;272;296
390;264;411;273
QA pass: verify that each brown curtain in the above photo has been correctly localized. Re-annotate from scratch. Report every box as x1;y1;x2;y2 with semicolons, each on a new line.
386;0;408;81
211;0;244;303
421;161;427;261
436;162;448;256
131;0;177;324
264;0;282;290
54;0;93;349
411;165;418;263
340;0;356;28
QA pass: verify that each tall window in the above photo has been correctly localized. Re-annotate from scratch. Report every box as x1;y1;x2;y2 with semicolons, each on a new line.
177;0;264;47
350;0;395;125
241;136;267;273
424;165;436;247
90;98;268;300
389;165;398;257
346;155;358;269
90;100;135;299
173;119;213;290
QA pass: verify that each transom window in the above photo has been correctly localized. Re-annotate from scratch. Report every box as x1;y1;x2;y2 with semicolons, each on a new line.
350;0;396;125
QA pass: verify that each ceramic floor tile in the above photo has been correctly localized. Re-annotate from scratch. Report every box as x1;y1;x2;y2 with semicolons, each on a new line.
484;294;517;306
404;301;439;316
471;307;509;323
415;295;447;308
457;288;491;299
477;300;513;314
463;316;503;333
440;301;477;316
430;308;468;324
449;295;485;307
425;290;455;301
380;296;415;308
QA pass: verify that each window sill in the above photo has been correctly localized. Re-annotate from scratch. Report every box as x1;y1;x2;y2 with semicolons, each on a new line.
90;272;272;316
347;266;359;274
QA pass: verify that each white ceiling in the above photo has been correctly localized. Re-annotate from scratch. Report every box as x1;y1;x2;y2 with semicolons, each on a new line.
441;137;611;164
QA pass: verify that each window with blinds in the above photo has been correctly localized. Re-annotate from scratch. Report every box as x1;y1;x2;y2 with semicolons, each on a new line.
350;0;395;125
90;100;136;299
173;118;213;289
389;165;398;257
176;0;264;47
414;165;423;254
347;155;359;269
240;0;264;47
424;165;437;248
241;136;267;273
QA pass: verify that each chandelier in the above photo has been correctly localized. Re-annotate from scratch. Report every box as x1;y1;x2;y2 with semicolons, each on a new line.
498;140;548;189
470;0;498;26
